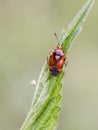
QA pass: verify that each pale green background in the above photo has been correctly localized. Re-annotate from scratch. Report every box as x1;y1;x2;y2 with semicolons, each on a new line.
0;0;98;130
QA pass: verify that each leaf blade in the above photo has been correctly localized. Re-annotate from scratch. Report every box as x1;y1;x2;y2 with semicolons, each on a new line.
59;0;95;51
20;1;95;130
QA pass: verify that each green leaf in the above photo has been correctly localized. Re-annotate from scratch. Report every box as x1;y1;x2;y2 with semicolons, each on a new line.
20;0;95;130
59;0;95;51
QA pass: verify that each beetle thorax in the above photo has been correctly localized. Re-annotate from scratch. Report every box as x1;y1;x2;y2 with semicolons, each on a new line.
55;49;64;61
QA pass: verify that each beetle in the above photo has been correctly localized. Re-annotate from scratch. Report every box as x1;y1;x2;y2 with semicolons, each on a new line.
48;33;67;76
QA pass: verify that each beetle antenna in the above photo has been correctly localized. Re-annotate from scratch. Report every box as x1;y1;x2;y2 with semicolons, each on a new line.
54;32;60;45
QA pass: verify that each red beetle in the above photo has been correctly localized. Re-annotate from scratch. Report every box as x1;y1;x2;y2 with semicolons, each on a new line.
49;33;67;76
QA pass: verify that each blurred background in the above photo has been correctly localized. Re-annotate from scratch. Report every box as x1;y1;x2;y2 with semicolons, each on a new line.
0;0;98;130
